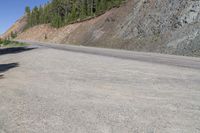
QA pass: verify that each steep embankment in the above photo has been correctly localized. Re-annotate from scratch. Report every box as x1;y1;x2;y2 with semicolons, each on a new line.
2;16;27;39
8;0;200;56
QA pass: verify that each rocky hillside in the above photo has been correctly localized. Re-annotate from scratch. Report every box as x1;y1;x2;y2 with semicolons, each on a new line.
2;16;27;39
6;0;200;56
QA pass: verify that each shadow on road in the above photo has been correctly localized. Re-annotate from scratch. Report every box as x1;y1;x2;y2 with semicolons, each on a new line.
0;47;36;55
0;63;19;73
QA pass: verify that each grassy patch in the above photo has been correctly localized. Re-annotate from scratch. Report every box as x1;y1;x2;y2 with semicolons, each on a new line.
0;39;29;47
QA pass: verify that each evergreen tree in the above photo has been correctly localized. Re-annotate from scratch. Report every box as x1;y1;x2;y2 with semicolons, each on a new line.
25;6;31;15
25;0;125;28
10;31;17;39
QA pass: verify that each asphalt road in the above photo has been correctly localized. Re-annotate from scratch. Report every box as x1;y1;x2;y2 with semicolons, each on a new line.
0;42;200;133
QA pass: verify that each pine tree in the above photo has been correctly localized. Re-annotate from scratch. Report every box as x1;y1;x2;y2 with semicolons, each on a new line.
25;6;31;15
10;31;17;39
25;0;125;28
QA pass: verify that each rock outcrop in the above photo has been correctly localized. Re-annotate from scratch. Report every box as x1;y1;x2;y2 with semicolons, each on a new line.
117;0;200;56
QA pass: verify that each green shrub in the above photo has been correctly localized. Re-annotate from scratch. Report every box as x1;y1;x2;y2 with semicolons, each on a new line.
0;38;3;44
0;39;28;47
3;39;11;45
11;31;17;39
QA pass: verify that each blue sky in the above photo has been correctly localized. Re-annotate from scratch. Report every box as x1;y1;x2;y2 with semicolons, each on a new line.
0;0;49;35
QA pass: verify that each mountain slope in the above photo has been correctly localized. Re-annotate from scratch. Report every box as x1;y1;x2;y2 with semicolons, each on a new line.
2;16;27;39
6;0;200;56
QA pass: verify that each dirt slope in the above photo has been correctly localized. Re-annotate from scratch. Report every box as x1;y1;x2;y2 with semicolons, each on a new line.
9;0;200;56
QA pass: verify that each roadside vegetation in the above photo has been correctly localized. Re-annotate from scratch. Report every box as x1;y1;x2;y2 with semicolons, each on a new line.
0;39;28;47
25;0;125;28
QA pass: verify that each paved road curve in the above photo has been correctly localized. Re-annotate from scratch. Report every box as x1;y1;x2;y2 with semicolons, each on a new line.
0;42;200;133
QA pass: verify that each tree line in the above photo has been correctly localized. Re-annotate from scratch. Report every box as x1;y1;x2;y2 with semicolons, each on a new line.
25;0;125;29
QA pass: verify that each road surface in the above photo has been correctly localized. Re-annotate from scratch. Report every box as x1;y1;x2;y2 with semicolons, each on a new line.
0;42;200;133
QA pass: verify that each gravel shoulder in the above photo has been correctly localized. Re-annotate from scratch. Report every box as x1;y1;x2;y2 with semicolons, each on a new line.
0;45;200;133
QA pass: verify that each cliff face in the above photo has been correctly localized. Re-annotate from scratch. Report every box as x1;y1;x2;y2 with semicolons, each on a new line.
12;0;200;56
116;0;200;56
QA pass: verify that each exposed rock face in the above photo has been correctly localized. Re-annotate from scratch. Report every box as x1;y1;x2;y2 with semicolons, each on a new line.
117;0;200;55
119;0;200;37
15;0;200;56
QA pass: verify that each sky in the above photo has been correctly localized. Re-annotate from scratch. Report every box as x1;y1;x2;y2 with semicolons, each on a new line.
0;0;49;35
